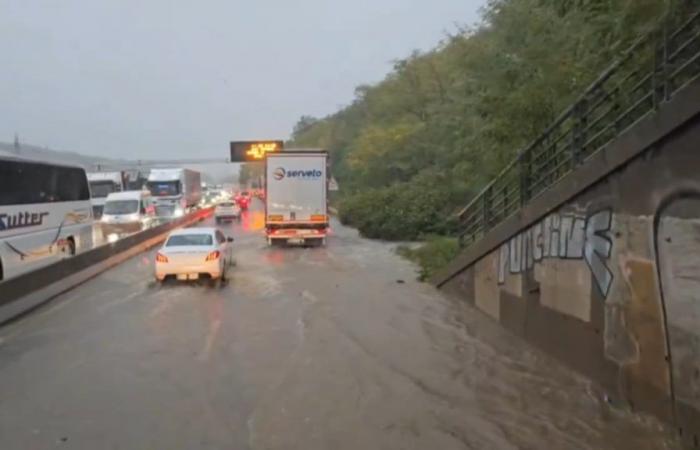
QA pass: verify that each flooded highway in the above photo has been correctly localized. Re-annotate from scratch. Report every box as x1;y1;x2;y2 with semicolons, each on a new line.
0;202;681;449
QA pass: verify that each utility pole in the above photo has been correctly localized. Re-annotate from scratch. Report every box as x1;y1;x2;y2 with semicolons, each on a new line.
13;133;20;154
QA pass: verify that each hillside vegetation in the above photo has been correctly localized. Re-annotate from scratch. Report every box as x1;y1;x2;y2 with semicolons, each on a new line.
290;0;672;244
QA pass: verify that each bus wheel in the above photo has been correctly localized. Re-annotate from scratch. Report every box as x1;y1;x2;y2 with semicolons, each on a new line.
0;258;4;282
66;237;76;256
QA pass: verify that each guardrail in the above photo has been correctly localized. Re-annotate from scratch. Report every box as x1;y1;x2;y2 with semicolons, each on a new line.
457;7;700;247
0;208;212;325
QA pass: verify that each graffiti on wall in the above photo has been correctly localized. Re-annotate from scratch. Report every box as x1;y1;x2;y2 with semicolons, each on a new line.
497;209;614;297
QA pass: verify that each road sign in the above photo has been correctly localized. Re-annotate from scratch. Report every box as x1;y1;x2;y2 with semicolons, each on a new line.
230;140;283;162
329;176;339;191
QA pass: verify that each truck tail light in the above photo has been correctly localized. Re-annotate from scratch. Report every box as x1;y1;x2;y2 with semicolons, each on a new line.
268;214;283;221
156;252;169;263
310;215;327;222
205;250;221;261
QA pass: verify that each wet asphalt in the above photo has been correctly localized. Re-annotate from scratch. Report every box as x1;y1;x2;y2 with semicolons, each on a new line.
0;202;682;449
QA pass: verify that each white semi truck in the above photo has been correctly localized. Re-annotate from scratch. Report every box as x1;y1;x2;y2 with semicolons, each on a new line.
146;168;202;218
87;171;127;218
265;150;329;246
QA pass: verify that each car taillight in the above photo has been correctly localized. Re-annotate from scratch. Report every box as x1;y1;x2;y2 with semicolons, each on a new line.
205;250;220;261
156;252;168;263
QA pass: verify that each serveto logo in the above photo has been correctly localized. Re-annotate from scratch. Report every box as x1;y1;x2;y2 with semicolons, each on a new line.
0;212;49;231
273;167;286;180
284;169;323;179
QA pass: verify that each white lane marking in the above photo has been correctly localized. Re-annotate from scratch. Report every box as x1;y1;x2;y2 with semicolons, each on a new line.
97;290;144;313
148;287;187;318
198;319;222;362
149;296;171;318
301;290;318;304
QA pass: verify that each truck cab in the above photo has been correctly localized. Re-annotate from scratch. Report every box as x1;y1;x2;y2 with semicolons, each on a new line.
87;172;126;218
146;168;201;218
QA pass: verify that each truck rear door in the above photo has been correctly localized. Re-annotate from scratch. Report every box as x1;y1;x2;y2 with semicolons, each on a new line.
266;153;326;224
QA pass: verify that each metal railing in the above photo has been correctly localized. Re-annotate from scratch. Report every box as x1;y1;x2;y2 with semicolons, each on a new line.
457;7;700;247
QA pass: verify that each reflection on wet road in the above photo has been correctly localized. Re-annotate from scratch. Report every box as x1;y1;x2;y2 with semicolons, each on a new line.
0;201;681;449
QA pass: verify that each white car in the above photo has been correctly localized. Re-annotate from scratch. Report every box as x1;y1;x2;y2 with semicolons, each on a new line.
214;201;241;223
155;228;234;283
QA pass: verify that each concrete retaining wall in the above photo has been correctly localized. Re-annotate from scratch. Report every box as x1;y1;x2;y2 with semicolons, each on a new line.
434;80;700;446
0;208;212;325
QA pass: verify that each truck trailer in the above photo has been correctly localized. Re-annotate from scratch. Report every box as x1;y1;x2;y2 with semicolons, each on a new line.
265;151;329;246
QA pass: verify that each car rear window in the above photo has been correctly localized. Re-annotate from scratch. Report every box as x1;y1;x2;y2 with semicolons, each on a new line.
166;234;213;247
219;202;235;207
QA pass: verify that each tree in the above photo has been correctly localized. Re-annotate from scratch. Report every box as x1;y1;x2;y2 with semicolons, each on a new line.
239;163;264;188
289;0;672;240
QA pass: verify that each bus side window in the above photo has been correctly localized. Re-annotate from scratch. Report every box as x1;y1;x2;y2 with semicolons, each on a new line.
28;164;54;203
54;167;89;202
0;162;22;205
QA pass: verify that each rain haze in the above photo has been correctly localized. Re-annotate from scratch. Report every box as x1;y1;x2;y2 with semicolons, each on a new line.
0;0;485;161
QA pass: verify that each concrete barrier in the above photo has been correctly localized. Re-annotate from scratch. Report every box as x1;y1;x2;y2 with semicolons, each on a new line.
0;208;212;325
434;79;700;446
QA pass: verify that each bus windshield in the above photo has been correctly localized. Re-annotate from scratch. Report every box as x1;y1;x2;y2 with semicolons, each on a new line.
104;200;139;215
147;181;180;197
89;181;120;198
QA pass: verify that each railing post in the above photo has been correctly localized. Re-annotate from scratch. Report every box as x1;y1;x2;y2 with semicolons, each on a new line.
570;99;586;168
662;18;670;102
652;25;669;109
519;152;530;207
482;185;492;229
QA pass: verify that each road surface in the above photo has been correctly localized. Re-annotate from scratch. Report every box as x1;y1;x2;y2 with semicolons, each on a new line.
0;201;681;449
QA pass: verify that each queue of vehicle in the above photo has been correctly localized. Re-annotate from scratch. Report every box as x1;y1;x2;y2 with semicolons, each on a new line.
2;150;330;286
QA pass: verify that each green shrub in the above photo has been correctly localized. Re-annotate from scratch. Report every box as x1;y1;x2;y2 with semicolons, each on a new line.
337;172;460;241
397;236;460;281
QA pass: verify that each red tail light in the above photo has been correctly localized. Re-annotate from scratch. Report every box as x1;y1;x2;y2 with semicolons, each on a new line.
156;252;168;263
205;250;221;261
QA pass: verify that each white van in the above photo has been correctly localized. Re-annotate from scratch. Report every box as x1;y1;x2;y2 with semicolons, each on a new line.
100;191;157;235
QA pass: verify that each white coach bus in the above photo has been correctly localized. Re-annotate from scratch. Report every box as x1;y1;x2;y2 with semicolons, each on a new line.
0;156;94;282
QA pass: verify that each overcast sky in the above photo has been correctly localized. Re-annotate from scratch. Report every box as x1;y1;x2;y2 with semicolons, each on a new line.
1;0;485;160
